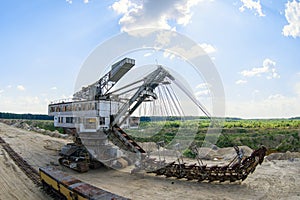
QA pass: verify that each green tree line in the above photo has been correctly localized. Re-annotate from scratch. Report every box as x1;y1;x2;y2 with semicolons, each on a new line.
0;112;53;120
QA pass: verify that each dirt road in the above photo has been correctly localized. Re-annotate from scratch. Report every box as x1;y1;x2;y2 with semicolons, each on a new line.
0;122;299;200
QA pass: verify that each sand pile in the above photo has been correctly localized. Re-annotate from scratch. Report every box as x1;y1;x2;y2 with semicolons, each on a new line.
141;142;254;161
196;145;253;160
0;119;69;139
266;151;300;161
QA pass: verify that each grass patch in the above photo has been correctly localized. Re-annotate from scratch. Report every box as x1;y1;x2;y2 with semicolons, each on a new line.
126;118;300;152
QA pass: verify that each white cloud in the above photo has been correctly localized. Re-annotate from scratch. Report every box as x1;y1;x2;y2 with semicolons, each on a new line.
163;44;207;60
294;82;300;96
282;0;300;38
110;0;206;32
0;95;46;114
241;65;268;77
66;0;88;4
111;0;137;15
60;94;73;99
227;94;300;118
0;90;4;94
240;58;280;79
239;0;265;17
235;79;247;85
195;89;210;97
25;96;40;104
50;86;57;90
227;82;300;118
7;85;12;89
144;52;152;57
195;83;211;99
17;85;26;91
0;90;73;114
267;94;285;100
199;43;217;54
163;51;176;60
196;83;211;89
155;31;177;48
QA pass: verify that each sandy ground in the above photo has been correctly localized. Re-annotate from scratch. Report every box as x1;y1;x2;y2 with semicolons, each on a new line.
0;122;299;200
0;147;51;200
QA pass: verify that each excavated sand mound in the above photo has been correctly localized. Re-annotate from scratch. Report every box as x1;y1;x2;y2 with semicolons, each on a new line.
266;151;300;161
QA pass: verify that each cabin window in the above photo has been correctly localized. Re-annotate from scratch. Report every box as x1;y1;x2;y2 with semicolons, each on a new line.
50;107;55;112
91;103;95;110
74;117;80;123
66;117;73;123
99;117;105;125
88;118;96;123
84;118;96;129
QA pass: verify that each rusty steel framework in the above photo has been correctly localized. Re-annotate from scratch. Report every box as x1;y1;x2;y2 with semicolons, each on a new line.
132;146;267;183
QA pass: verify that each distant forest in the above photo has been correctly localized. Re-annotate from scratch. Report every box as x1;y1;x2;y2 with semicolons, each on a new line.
0;112;299;121
0;112;53;120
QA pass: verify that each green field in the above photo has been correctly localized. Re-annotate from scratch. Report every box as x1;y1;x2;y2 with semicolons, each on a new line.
126;118;300;153
1;117;299;153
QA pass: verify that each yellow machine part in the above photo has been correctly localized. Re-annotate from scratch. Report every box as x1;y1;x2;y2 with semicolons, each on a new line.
40;170;88;200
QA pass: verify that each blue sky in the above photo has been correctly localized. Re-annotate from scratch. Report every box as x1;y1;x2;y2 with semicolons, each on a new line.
0;0;299;118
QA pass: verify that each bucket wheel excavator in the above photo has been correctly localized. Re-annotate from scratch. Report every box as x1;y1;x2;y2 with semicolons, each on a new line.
48;57;266;182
